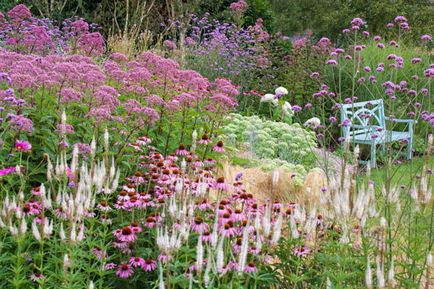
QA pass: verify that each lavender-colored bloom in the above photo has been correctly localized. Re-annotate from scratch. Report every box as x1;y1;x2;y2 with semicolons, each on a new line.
421;34;432;42
326;59;338;66
235;172;243;181
291;105;302;112
310;72;320;78
394;16;407;23
351;18;364;26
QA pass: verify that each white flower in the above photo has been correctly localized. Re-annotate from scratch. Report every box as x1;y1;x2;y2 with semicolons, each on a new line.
275;86;288;95
304;117;321;128
260;93;275;103
282;101;294;117
271;98;279;106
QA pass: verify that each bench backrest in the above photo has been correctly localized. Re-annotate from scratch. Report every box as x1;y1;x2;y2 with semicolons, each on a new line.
340;99;386;138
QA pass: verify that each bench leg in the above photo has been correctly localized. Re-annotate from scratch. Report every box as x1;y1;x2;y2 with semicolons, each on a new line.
406;138;413;160
370;143;377;168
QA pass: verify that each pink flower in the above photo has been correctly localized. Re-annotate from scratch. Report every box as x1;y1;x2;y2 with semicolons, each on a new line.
198;134;212;145
15;140;31;152
244;262;258;274
221;222;237;237
30;273;45;282
176;144;189;156
213;141;225;153
230;0;248;12
144;216;157;228
104;262;117;270
421;34;432;42
163;40;177;50
129;257;145;268
0;167;16;177
143;259;156;272
116;263;134;278
113;226;136;243
293;246;311;257
191;216;209;234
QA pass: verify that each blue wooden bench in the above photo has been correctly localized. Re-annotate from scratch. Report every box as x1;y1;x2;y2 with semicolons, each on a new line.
340;99;414;168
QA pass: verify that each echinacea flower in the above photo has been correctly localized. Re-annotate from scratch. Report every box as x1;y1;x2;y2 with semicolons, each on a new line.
293;246;311;257
144;216;157;228
116;263;134;279
114;226;136;243
244;262;257;274
15;140;31;152
97;200;111;211
198;134;211;145
176;144;189;156
143;259;156;272
105;262;117;270
215;176;228;191
30;273;45;282
129;257;145;268
221;221;237;237
191;216;209;233
213;141;225;153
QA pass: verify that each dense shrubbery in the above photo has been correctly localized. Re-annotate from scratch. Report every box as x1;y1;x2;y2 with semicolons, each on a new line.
270;0;434;42
222;113;316;178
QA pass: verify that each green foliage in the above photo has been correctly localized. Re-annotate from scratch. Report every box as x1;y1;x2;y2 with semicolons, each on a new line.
271;0;434;42
222;113;317;179
244;0;274;31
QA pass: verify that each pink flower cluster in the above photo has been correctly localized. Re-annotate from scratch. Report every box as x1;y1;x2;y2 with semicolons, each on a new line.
229;0;248;12
104;142;306;280
0;4;104;56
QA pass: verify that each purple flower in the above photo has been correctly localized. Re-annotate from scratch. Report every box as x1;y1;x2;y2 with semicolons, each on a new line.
326;59;338;66
351;18;365;26
421;34;432;42
394;16;407;23
310;72;320;78
291;105;302;112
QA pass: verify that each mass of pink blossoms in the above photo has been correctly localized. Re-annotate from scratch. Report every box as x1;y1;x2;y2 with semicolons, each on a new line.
0;4;104;56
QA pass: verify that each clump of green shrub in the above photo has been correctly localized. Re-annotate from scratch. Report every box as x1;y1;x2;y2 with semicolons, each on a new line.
222;113;317;175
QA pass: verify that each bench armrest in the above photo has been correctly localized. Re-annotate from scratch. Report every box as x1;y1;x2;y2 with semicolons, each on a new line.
385;117;414;124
